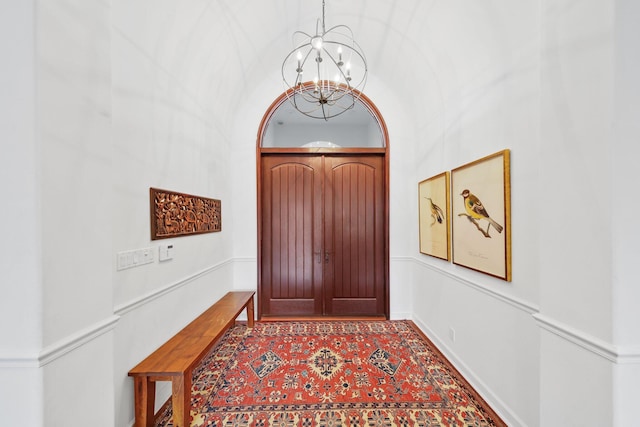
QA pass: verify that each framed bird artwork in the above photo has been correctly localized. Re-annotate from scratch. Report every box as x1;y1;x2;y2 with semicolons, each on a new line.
451;150;511;281
418;171;450;260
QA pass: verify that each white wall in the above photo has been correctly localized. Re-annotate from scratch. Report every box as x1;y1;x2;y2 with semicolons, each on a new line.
401;2;542;424
538;1;615;425
2;0;116;425
611;0;640;422
110;0;239;424
0;1;43;425
403;1;640;426
36;0;116;425
1;0;239;425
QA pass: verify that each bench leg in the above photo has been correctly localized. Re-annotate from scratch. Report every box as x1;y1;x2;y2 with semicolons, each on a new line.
247;296;255;328
133;376;156;427
171;374;192;427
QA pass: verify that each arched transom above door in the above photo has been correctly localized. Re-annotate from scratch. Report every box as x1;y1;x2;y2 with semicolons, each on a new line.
258;87;389;151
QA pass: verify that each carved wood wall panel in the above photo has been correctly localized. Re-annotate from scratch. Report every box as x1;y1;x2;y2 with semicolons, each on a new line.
150;187;221;240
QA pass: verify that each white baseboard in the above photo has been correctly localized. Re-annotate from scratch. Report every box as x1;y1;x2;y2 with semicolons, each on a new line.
411;314;527;427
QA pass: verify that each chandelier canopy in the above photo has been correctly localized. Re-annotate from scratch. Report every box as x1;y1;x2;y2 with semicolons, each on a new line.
281;0;368;120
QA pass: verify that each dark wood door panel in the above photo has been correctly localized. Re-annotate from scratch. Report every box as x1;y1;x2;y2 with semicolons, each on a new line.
260;154;387;318
324;156;386;316
331;298;379;315
261;156;323;316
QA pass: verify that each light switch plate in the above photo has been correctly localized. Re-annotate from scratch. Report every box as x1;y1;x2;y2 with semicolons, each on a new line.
159;244;174;261
117;247;154;270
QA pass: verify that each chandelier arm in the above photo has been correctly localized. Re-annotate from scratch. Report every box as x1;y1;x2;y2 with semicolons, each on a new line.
313;51;322;85
348;38;369;66
292;30;315;42
321;43;367;92
321;45;352;87
323;24;355;39
282;41;317;87
289;91;355;120
322;26;369;71
322;38;368;69
318;50;351;102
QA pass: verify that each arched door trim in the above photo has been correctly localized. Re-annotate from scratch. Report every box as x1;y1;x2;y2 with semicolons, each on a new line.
256;85;390;319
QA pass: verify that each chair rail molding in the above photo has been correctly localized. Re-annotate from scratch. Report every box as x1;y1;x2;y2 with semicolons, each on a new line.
0;315;119;368
533;313;640;364
114;258;234;316
409;256;539;315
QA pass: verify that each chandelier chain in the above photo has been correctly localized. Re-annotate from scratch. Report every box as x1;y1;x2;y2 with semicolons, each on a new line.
322;0;326;34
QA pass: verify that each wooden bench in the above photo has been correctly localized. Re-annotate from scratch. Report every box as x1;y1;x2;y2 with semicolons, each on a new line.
128;291;255;427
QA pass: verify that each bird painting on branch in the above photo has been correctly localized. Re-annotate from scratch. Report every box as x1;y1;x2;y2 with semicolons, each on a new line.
459;189;503;238
425;197;444;226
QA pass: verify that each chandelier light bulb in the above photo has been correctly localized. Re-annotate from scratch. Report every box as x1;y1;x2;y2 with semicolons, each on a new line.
311;36;323;50
296;51;303;73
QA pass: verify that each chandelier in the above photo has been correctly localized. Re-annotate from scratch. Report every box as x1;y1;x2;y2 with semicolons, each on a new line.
281;0;368;120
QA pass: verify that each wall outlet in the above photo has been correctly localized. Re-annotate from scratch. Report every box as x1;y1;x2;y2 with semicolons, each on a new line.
449;327;456;343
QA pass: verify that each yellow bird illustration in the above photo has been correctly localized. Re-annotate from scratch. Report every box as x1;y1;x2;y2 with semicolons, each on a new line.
460;189;503;235
425;197;444;226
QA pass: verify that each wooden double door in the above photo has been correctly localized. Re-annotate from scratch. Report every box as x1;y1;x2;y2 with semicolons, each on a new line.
259;154;387;317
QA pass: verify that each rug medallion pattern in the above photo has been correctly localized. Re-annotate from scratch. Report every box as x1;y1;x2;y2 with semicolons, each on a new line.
156;321;504;426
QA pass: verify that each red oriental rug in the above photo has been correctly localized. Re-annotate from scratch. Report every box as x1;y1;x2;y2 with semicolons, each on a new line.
155;320;505;426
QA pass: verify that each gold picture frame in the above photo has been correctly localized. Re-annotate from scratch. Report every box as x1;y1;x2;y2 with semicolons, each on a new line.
418;171;450;260
150;187;221;240
451;150;511;281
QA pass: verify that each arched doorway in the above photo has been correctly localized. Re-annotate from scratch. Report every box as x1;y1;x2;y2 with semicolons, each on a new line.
256;86;389;319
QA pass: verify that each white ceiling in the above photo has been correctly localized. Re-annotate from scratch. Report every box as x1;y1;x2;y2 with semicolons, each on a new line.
112;0;529;133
